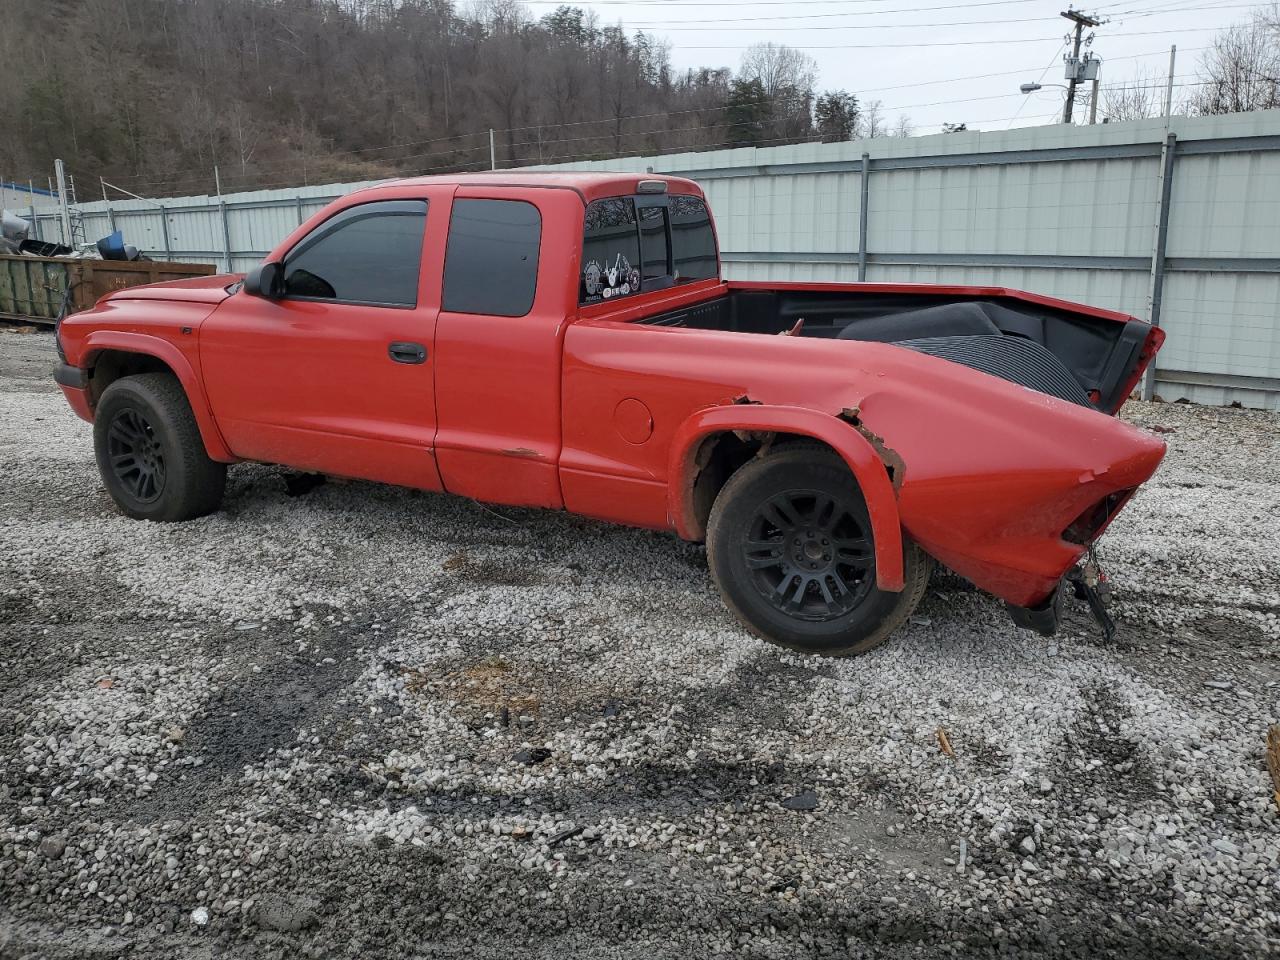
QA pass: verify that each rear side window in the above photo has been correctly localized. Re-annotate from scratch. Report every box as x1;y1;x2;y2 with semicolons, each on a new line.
670;196;718;283
442;199;541;317
283;199;426;306
581;198;640;304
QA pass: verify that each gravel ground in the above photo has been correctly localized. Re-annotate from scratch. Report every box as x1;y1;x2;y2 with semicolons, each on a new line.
1;325;1278;959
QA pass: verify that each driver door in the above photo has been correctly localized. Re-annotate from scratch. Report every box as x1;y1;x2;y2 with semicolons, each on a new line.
200;189;451;490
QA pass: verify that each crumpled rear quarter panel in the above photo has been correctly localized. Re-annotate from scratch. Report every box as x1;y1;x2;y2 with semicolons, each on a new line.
563;321;1166;609
852;349;1166;606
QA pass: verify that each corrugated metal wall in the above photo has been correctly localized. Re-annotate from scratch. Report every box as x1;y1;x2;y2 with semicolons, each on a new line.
40;111;1280;408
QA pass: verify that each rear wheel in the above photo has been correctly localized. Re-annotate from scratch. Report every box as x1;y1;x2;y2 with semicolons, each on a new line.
706;445;931;656
94;373;226;521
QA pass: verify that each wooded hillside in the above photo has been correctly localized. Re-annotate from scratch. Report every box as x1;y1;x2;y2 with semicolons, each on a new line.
1;0;863;198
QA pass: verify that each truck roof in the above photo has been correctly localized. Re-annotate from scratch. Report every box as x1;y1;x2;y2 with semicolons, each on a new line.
375;170;703;203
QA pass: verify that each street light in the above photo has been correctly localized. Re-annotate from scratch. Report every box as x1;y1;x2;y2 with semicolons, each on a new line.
1017;81;1099;124
1019;82;1066;95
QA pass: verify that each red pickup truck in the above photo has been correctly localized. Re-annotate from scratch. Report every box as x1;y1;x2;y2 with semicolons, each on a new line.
53;171;1166;655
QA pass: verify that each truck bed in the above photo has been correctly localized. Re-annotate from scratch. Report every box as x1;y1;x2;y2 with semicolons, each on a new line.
641;283;1156;413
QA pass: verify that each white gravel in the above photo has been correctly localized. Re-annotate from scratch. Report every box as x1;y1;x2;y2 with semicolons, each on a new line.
1;327;1278;958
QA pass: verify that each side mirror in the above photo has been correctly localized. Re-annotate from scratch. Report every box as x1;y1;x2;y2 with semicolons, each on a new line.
244;261;284;299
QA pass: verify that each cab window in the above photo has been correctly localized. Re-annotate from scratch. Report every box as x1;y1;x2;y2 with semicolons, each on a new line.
283;200;426;306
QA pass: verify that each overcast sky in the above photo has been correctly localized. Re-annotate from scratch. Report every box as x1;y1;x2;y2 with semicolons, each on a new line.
515;0;1260;134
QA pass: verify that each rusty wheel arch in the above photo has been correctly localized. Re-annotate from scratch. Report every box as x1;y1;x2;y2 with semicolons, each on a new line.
668;403;907;593
686;429;829;541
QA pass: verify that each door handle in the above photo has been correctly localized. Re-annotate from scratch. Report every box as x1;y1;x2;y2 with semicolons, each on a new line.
388;341;427;364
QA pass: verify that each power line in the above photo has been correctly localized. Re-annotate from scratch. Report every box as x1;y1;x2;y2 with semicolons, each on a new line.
672;27;1219;48
518;0;1042;6
628;0;1062;18
620;1;1256;27
641;14;1108;30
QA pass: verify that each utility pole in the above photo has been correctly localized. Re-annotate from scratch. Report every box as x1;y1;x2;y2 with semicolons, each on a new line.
53;159;72;247
1061;8;1102;124
1163;45;1177;117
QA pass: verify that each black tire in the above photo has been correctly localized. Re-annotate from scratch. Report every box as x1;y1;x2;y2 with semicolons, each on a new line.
706;444;931;656
93;373;226;522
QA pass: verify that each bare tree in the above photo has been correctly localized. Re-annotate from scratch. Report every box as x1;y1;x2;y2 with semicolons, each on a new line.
739;43;817;96
738;43;818;142
861;100;886;138
1188;11;1280;115
892;115;915;138
1101;67;1163;122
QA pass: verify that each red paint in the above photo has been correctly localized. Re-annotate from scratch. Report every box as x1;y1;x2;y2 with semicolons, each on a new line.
56;171;1167;612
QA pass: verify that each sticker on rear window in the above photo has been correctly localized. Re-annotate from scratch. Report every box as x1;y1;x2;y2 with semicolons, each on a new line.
584;253;639;301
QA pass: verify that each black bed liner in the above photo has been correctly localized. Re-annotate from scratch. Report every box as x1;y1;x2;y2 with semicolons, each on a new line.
644;289;1151;412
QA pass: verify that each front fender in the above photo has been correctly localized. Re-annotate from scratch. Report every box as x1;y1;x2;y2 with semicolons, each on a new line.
668;404;906;593
80;330;234;463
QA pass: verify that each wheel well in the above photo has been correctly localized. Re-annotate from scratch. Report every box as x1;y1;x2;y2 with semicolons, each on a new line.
688;431;840;539
87;350;176;408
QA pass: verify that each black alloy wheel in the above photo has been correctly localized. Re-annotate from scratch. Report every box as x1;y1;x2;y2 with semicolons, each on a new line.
105;407;167;504
743;490;875;621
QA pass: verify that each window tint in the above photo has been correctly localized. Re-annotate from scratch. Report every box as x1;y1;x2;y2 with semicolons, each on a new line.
442;199;541;317
283;200;426;306
639;206;670;283
581;198;639;304
670;196;718;283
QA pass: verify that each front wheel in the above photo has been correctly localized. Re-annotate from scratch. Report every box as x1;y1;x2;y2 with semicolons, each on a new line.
706;445;931;656
93;373;226;522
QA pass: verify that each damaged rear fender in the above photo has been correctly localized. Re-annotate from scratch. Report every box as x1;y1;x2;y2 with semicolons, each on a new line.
667;403;906;592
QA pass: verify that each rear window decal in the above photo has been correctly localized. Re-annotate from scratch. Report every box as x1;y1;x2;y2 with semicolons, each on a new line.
586;253;638;300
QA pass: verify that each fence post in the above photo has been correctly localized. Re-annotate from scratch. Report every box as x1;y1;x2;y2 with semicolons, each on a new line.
54;159;73;247
160;205;172;261
858;152;871;282
219;199;233;273
1141;132;1177;402
296;195;305;226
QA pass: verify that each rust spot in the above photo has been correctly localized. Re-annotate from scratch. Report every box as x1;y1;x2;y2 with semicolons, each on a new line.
501;447;541;459
839;406;906;490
